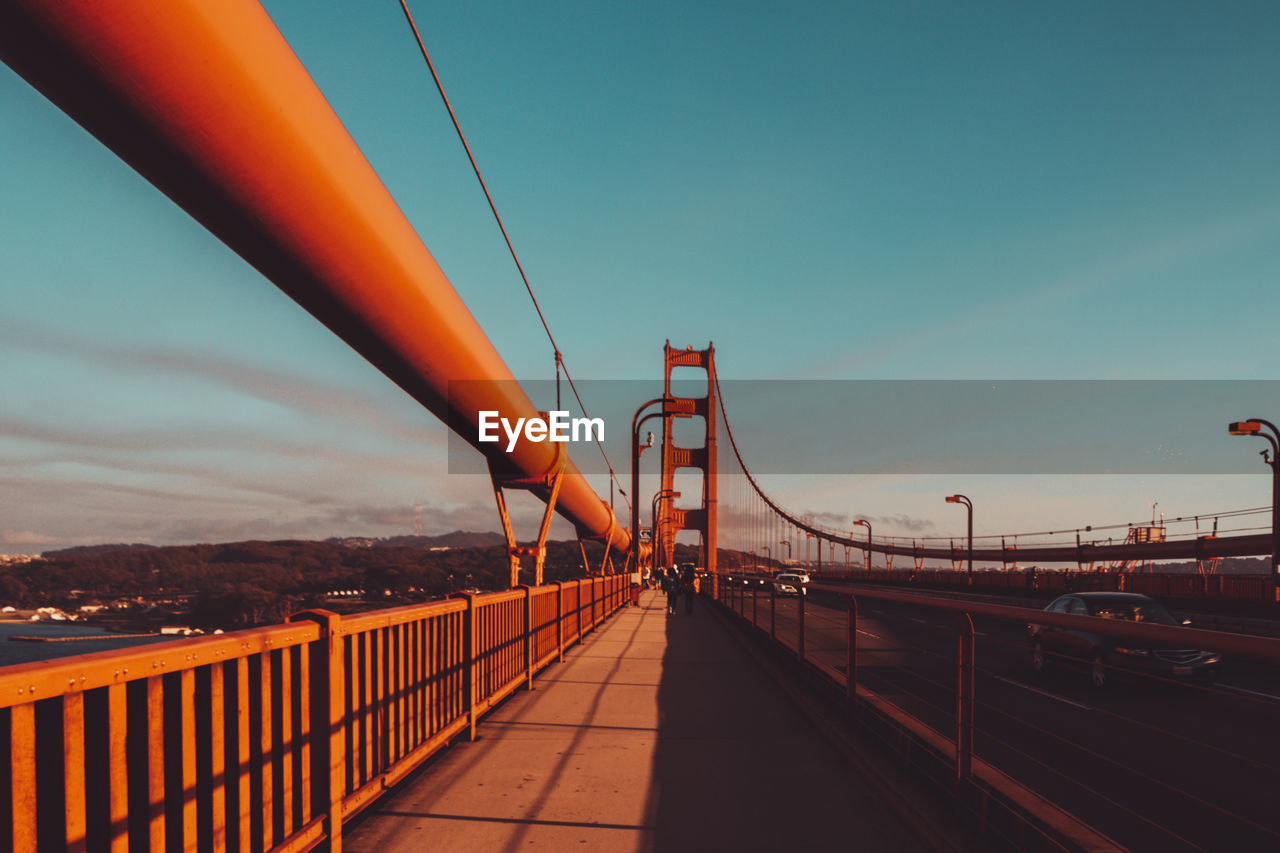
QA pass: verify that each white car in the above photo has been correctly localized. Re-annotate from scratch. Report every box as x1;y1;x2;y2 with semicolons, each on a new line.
773;572;810;596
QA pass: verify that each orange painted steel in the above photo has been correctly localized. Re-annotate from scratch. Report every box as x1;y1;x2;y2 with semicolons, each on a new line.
0;577;626;852
0;0;628;554
657;344;718;576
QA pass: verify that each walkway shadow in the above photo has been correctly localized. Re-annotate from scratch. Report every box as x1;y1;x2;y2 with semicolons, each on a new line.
644;595;921;852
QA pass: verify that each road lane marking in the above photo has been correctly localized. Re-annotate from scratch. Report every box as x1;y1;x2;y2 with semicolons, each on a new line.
856;629;883;639
1216;683;1280;703
905;617;951;630
990;674;1094;711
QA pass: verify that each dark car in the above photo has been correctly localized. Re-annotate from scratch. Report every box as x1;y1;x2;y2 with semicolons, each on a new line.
1028;592;1221;688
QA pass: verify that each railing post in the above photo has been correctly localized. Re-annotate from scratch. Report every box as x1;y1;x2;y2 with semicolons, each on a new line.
10;703;36;853
752;578;758;627
521;585;534;691
292;609;345;853
770;582;776;641
554;581;566;662
846;595;858;705
63;693;86;853
107;683;128;853
798;586;806;660
956;612;975;781
462;593;479;741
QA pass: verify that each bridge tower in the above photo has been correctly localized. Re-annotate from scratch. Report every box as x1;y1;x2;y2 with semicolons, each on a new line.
658;342;717;584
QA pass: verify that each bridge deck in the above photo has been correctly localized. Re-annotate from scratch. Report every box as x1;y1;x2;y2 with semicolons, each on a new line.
343;589;925;852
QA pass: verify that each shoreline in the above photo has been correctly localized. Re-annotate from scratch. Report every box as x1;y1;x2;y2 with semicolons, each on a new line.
9;632;161;643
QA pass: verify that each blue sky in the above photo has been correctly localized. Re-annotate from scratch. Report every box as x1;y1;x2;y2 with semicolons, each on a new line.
2;2;1279;555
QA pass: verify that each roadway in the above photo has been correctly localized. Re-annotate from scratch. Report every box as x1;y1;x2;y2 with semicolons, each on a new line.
725;584;1280;853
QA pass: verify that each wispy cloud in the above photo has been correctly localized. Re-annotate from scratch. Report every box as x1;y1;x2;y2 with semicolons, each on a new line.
855;513;936;533
149;499;559;548
0;530;59;548
0;320;446;448
0;415;443;481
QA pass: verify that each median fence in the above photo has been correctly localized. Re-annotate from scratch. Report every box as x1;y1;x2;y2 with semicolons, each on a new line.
809;568;1274;603
0;575;628;852
712;573;1280;853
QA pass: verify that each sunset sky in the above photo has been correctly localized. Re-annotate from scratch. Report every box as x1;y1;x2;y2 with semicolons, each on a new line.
3;2;1280;555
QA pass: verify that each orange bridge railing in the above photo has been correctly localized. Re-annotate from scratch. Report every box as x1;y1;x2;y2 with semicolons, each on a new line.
1;576;628;852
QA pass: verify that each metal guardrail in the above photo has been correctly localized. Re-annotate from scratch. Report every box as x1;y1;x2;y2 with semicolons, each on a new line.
0;575;628;852
711;573;1280;852
810;568;1277;603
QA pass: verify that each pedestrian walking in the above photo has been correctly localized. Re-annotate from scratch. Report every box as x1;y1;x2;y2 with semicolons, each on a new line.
662;566;680;614
681;564;696;615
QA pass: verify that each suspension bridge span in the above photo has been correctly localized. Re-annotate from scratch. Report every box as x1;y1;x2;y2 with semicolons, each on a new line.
3;1;1280;851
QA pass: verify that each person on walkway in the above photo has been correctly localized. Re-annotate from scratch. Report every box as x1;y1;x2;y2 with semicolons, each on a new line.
681;564;696;615
663;566;680;614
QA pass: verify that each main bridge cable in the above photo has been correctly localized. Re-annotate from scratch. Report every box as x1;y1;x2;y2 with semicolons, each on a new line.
396;1;628;516
871;505;1268;545
712;370;1269;563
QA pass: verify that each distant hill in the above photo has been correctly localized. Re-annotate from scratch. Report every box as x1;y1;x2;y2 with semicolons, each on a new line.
42;543;158;559
326;530;506;550
1145;556;1269;575
382;531;506;549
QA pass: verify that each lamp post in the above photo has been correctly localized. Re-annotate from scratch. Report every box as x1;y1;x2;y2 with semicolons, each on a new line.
779;539;791;567
1228;420;1280;597
852;519;872;572
632;397;672;577
651;489;681;570
946;495;973;577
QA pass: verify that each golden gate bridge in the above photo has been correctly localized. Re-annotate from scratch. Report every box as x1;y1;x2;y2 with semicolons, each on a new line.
2;2;1279;851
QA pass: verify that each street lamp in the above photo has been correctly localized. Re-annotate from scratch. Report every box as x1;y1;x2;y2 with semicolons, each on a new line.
778;539;791;566
946;495;973;577
632;397;673;578
852;519;872;572
1228;419;1280;595
651;489;681;570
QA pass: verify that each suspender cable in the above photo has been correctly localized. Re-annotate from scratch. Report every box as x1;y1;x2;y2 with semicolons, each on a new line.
397;0;628;515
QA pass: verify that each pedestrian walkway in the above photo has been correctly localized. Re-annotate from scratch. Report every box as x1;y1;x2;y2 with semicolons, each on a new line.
343;590;926;852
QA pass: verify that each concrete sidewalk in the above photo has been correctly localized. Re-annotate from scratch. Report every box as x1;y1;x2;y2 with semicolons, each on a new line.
344;590;926;852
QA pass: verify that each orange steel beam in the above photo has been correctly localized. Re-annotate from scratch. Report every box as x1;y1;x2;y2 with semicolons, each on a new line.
0;0;627;551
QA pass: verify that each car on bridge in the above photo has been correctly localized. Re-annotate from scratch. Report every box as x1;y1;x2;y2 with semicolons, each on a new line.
773;572;810;596
1028;592;1221;688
